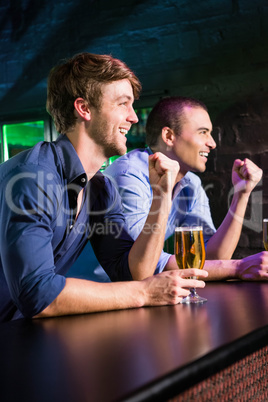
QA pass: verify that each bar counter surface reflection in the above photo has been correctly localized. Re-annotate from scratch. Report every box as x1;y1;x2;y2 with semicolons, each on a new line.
0;281;268;402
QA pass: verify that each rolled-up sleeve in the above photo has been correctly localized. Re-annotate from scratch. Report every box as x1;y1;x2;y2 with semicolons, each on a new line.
0;167;66;318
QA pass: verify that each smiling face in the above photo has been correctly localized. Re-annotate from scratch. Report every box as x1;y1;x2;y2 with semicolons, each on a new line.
170;106;216;176
88;79;138;158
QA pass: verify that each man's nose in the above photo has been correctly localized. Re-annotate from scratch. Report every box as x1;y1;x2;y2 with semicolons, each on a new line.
208;134;216;149
128;106;138;124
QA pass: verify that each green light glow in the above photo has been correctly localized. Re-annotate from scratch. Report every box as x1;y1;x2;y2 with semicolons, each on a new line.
3;121;44;146
2;121;44;160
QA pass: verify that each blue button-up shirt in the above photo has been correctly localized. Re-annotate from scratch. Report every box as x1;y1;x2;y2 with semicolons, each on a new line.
0;135;133;321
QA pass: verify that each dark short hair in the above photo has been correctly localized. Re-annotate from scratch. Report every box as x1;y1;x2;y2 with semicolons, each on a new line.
46;52;142;134
146;96;208;147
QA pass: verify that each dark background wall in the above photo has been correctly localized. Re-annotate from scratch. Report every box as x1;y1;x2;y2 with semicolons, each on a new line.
1;0;268;258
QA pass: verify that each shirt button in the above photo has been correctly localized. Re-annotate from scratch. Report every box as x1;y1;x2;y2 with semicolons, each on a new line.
69;225;73;230
81;177;86;183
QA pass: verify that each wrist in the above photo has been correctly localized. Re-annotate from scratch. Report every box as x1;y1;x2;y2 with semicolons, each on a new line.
152;186;172;199
232;189;250;202
132;280;147;308
231;259;242;279
151;191;172;212
228;191;250;218
204;259;240;281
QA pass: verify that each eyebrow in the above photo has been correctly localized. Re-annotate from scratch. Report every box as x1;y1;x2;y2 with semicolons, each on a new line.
198;127;211;131
116;95;133;102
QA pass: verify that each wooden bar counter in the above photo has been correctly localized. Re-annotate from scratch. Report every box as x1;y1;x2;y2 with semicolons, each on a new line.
1;281;268;401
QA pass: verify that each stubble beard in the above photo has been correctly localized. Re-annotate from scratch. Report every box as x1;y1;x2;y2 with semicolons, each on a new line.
90;121;127;158
105;142;126;159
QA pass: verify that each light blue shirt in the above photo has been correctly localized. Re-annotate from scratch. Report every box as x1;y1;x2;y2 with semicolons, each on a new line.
68;147;216;282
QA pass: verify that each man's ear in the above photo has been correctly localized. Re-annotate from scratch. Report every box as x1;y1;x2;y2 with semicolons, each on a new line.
161;127;175;147
74;98;91;121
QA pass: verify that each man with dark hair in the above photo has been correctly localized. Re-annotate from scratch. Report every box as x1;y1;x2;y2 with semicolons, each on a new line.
0;56;208;322
97;96;268;281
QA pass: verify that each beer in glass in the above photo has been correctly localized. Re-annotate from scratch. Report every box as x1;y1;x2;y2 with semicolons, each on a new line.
175;226;207;303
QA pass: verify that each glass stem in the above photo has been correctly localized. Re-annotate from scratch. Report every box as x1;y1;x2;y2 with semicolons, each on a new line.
190;288;197;297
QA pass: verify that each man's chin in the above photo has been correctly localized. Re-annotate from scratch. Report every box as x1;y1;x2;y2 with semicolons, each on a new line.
116;145;127;157
199;166;207;173
107;145;127;159
191;165;206;173
118;147;127;156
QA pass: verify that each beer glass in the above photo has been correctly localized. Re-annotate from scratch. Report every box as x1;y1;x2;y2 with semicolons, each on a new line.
263;219;268;251
175;226;207;304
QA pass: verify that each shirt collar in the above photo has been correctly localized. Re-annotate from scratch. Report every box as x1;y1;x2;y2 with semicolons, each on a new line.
146;146;153;155
54;134;87;187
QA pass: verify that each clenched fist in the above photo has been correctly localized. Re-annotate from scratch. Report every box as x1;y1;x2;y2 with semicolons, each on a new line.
149;152;180;196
